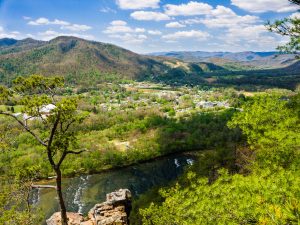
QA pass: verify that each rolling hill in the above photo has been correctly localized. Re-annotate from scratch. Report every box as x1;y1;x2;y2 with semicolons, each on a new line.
150;51;298;69
0;36;299;90
0;36;231;86
0;36;171;84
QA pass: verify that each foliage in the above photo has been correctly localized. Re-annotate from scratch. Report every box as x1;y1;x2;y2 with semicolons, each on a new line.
0;75;88;225
228;93;300;169
0;172;43;225
140;92;300;224
141;169;300;225
266;1;300;54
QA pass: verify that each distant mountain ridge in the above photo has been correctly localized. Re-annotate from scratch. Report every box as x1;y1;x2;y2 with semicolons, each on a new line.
150;51;280;60
0;38;18;46
150;51;297;69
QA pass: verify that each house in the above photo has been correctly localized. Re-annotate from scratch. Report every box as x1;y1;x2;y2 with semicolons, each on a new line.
39;104;56;115
13;104;56;125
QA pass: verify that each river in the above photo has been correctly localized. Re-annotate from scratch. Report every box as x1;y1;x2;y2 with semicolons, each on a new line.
32;153;197;220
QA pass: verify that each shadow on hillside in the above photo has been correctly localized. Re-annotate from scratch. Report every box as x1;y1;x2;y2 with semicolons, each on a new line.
147;61;300;91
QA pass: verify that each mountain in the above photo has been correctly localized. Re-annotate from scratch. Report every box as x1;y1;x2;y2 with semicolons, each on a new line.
0;37;228;85
0;37;298;90
0;38;18;47
150;51;298;69
0;36;175;84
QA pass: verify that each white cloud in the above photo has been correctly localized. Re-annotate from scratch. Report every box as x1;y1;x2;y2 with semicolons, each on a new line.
116;0;160;10
28;17;91;32
52;19;70;26
28;17;50;25
166;22;186;28
37;30;95;41
61;24;92;32
135;28;146;33
231;0;298;13
109;33;148;44
130;11;171;21
224;25;281;50
201;6;260;28
148;30;162;35
226;25;268;40
211;5;236;17
0;26;22;39
104;20;146;35
38;30;59;39
111;20;127;26
181;18;202;25
104;24;133;34
164;1;213;16
100;7;116;13
162;30;210;41
179;5;260;29
224;25;281;51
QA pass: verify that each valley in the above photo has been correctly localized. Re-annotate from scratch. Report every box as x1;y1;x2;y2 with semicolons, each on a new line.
1;37;299;91
0;14;299;224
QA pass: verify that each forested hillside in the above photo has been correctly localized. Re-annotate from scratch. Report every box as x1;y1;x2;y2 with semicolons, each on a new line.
139;93;300;225
1;36;299;91
0;37;168;84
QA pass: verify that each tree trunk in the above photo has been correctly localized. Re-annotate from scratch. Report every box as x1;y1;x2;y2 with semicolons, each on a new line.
55;168;68;225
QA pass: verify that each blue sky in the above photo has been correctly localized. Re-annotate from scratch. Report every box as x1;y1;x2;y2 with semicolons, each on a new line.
0;0;299;53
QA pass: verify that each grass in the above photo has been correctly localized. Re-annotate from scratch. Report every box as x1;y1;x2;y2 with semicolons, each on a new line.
0;105;24;113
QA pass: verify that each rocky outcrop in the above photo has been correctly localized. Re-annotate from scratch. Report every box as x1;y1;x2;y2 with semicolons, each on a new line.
46;189;132;225
47;212;84;225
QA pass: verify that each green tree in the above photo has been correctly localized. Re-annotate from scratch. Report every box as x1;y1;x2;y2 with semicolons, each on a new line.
140;169;300;225
267;0;300;54
228;93;300;169
0;166;43;225
140;93;300;225
0;75;87;225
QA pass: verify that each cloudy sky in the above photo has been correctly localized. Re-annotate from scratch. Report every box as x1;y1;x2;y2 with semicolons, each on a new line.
0;0;299;53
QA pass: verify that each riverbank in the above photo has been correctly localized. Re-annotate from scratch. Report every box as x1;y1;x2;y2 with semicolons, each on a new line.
46;189;132;225
34;153;199;221
35;150;205;183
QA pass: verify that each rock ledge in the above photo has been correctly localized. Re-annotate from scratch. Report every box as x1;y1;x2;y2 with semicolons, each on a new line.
46;189;132;225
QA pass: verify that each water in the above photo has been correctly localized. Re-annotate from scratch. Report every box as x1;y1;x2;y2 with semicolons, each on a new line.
34;153;196;219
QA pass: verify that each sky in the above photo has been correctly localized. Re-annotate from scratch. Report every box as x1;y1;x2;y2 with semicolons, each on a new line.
0;0;299;53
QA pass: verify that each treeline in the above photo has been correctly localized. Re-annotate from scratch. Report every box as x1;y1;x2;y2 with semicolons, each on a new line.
149;64;300;91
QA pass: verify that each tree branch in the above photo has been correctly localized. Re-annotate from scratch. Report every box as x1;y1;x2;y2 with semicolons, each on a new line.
63;119;76;133
57;151;67;168
47;112;61;168
66;149;86;155
57;149;86;168
0;111;47;147
31;185;57;189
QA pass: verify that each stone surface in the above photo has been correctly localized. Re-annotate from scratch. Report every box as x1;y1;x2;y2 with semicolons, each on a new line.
46;189;132;225
89;189;132;225
46;212;84;225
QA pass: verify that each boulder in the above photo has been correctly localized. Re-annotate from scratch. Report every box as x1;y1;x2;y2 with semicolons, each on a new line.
46;212;84;225
46;189;132;225
88;189;132;225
